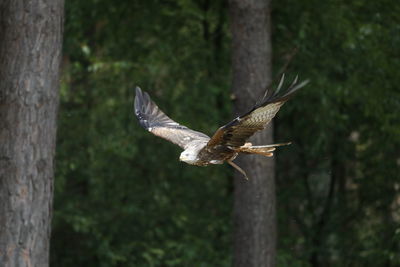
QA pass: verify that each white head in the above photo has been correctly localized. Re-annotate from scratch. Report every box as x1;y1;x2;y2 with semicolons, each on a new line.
179;147;200;165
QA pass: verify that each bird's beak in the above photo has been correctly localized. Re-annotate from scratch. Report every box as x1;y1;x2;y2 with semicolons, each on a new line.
179;155;188;162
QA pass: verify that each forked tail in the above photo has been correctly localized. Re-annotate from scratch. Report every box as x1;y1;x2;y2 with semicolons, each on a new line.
237;142;291;157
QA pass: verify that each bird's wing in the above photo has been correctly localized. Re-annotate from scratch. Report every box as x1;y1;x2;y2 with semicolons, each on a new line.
134;87;210;149
207;75;309;149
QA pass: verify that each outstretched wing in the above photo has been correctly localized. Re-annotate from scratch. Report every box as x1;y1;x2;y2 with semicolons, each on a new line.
207;75;309;149
134;87;210;149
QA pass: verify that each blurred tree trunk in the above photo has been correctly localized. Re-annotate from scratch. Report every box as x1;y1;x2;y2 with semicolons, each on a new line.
229;0;276;266
0;0;64;266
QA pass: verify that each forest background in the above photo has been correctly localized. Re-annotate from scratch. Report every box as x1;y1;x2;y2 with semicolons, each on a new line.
51;0;399;266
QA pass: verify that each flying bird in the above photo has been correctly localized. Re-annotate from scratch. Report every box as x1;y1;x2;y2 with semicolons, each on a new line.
134;75;308;179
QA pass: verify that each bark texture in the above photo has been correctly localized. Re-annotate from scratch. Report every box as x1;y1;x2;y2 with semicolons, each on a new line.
229;0;276;266
0;0;64;266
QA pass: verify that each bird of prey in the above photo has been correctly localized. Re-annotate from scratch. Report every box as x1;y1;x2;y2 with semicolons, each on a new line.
134;75;308;179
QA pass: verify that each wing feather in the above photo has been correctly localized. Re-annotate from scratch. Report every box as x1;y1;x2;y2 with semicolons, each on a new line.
207;75;309;148
134;87;209;149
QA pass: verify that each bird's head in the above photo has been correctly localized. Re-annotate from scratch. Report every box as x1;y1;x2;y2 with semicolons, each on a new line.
179;148;199;165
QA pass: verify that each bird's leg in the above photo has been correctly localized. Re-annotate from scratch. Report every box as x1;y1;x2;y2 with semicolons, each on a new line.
227;160;249;180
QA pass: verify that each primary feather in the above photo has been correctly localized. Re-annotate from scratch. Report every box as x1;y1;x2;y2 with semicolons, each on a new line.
206;75;309;149
134;87;209;149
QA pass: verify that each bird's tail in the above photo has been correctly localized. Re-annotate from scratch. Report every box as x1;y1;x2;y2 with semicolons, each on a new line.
237;142;291;157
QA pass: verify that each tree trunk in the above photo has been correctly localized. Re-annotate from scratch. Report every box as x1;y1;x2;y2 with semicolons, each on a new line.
229;0;276;266
0;1;64;266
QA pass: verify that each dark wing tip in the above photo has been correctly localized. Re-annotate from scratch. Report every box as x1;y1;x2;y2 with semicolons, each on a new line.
275;73;286;95
134;87;141;111
134;86;153;130
256;74;309;111
134;87;143;116
269;75;309;103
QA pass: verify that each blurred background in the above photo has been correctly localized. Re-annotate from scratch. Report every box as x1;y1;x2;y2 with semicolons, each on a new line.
51;0;400;266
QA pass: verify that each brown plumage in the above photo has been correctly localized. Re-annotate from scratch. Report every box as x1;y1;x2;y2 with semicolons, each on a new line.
134;74;308;179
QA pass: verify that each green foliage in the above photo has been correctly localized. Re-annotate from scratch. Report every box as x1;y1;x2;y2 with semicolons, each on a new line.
53;0;232;266
273;0;400;266
52;0;399;266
